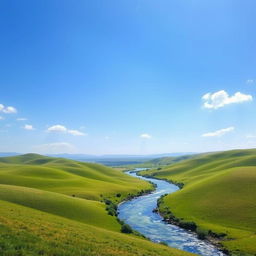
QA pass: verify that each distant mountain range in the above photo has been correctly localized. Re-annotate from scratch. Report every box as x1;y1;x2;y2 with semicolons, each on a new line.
0;152;197;166
48;152;196;159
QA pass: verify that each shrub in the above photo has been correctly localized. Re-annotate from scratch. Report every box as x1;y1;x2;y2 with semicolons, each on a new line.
179;221;197;231
208;230;227;239
121;224;133;234
159;241;168;246
104;199;117;216
197;230;207;240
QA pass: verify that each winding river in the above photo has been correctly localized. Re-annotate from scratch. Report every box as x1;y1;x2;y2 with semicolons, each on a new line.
118;169;225;256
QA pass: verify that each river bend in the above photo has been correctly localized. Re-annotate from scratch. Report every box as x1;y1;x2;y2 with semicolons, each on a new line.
118;169;225;256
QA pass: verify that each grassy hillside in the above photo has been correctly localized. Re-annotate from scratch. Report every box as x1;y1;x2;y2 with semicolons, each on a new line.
145;154;198;166
0;153;151;201
140;149;256;256
0;184;120;231
0;200;194;256
124;154;198;168
0;154;194;256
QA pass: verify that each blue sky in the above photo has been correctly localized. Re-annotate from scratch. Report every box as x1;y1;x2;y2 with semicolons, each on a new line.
1;0;256;155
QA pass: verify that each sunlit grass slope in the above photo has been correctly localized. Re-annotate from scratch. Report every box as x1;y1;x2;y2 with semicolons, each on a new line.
0;154;194;256
124;154;197;168
0;153;151;201
0;184;120;231
141;149;256;255
0;200;194;256
0;153;152;230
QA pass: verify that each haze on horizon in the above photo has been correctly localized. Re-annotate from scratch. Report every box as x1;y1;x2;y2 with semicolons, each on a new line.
1;0;256;155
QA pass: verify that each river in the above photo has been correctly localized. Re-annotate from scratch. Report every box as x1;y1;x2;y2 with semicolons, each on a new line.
118;169;225;256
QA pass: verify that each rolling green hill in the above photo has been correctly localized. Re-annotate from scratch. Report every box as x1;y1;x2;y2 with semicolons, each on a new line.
0;153;152;201
124;154;198;168
140;149;256;256
0;154;194;256
144;154;198;167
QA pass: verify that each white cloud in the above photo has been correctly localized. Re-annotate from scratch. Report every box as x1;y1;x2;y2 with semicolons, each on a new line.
24;124;34;130
246;79;254;84
202;127;235;137
3;106;17;114
47;125;67;133
202;90;253;109
33;142;76;154
47;124;86;136
140;133;152;139
17;117;27;121
0;104;17;114
67;129;86;136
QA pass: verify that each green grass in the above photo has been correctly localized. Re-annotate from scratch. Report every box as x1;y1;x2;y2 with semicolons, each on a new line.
0;200;194;256
0;154;195;256
0;184;120;231
123;154;198;168
0;154;152;202
141;149;256;256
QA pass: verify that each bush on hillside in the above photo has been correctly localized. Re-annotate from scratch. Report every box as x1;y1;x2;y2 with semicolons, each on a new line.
121;223;133;234
197;229;207;240
179;221;197;231
104;199;118;216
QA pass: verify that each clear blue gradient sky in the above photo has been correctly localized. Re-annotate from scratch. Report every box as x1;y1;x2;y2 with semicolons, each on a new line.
1;0;256;154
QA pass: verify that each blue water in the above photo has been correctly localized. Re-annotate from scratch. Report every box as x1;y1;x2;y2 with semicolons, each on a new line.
118;169;225;256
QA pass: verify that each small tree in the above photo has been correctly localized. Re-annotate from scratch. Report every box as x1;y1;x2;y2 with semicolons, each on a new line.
121;224;133;234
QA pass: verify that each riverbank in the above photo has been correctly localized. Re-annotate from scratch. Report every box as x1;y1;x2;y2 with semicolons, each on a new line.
138;172;229;255
118;170;225;256
155;195;229;255
138;150;256;256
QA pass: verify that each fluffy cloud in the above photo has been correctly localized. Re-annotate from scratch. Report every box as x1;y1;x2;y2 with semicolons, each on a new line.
47;124;86;136
246;79;254;84
202;90;252;109
140;133;152;139
47;125;67;132
17;117;27;121
0;104;17;114
33;142;76;154
67;129;86;136
24;124;34;130
202;127;234;137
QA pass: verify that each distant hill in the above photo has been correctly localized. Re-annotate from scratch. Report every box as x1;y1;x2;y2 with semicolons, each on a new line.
0;152;197;166
140;148;256;256
122;154;199;168
48;152;196;160
142;154;199;167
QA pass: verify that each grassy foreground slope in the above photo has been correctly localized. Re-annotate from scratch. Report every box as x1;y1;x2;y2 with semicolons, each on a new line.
0;154;194;256
141;149;256;256
0;200;193;256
